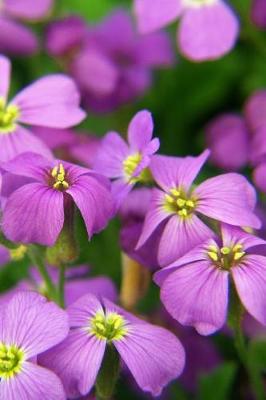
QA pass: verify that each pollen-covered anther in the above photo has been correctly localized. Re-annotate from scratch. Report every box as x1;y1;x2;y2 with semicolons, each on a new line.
0;343;25;380
0;98;20;134
9;245;27;261
207;243;246;270
164;187;196;218
51;163;69;190
90;311;128;341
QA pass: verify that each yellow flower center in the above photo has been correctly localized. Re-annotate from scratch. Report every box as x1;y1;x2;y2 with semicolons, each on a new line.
0;343;25;380
0;98;20;134
164;188;197;218
51;163;69;191
207;243;246;270
9;245;27;261
123;153;151;184
90;312;128;341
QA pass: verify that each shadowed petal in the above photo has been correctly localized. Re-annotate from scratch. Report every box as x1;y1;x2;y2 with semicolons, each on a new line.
221;224;266;251
0;54;11;100
158;214;214;266
253;162;266;194
179;2;239;61
232;255;266;326
2;292;69;358
0;17;38;55
12;75;86;128
134;0;183;34
2;183;64;245
66;175;113;238
161;261;229;335
195;173;261;229
114;322;185;396
0;362;66;400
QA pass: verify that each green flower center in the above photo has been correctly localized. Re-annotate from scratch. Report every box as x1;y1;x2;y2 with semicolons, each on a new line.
123;153;151;184
207;244;246;270
0;98;19;134
90;312;128;341
0;343;25;380
50;163;69;191
164;188;197;218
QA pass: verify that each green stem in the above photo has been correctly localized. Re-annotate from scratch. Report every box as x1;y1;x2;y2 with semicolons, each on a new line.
96;345;120;400
28;246;57;303
229;284;265;400
58;264;66;308
0;232;19;249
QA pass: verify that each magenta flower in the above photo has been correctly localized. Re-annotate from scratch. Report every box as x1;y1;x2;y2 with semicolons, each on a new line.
155;224;266;335
244;90;266;133
0;55;86;162
137;150;261;266
205;114;249;170
1;152;114;246
93;110;160;206
253;162;266;194
0;0;53;55
251;0;266;29
39;294;185;398
134;0;239;61
0;291;69;400
46;11;174;112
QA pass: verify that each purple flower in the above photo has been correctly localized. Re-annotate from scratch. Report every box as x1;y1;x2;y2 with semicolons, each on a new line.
93;110;160;207
154;224;266;335
0;55;86;162
253;162;266;194
134;0;239;61
39;294;185;398
244;90;266;133
0;0;53;55
47;11;174;112
1;152;114;246
205;114;250;171
137;151;261;266
251;0;266;29
0;291;69;400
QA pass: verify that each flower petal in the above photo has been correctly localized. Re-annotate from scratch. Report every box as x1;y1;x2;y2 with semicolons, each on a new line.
2;183;64;245
67;293;103;328
0;362;66;400
66;175;113;238
127;110;154;151
0;17;38;55
179;2;239;61
158;214;214;266
221;223;266;251
253;162;266;194
134;0;183;34
195;173;261;229
0;54;11;101
161;261;229;335
232;255;266;326
136;189;170;248
1;292;69;358
12;75;86;128
114;322;185;396
4;0;53;20
39;329;106;399
93;132;129;178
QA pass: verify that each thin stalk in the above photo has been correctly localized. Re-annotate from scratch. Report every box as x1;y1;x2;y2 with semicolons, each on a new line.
58;264;66;308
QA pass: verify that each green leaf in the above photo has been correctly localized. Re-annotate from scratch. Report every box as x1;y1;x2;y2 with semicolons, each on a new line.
198;362;237;400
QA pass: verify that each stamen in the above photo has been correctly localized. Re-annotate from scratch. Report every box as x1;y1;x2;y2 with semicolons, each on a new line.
0;98;20;134
90;311;128;342
207;242;246;270
51;163;69;191
0;343;25;380
164;187;197;218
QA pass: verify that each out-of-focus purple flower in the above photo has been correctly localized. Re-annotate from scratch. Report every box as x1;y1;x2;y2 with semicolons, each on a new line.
205;114;250;170
0;0;53;55
244;90;266;133
39;294;185;398
134;0;239;62
251;0;266;29
46;11;174;112
250;127;266;166
0;55;86;162
119;188;161;270
253;162;266;194
0;291;68;400
46;15;87;57
155;224;266;335
93;110;159;207
32;127;101;168
137;151;260;266
1;152;114;246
